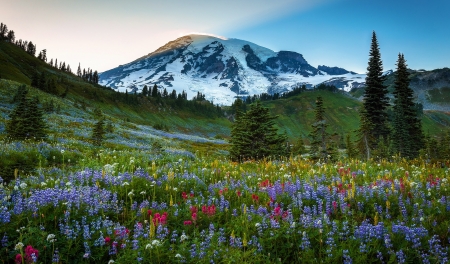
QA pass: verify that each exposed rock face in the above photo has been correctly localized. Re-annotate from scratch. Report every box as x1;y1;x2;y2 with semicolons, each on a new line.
318;65;354;75
99;34;365;105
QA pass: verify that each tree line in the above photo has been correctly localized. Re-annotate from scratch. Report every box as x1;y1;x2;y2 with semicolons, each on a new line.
0;22;98;84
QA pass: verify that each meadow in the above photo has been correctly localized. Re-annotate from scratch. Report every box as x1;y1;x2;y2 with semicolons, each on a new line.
1;146;450;263
1;74;450;263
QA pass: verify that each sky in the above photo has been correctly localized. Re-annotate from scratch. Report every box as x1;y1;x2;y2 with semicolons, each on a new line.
1;0;449;74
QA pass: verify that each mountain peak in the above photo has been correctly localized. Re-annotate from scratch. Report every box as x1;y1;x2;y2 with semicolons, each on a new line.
99;35;364;105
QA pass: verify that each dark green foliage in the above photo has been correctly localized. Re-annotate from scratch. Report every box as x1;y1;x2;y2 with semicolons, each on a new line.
230;100;287;161
359;31;390;154
391;54;424;158
142;85;148;96
291;137;306;156
91;117;105;146
309;96;335;162
345;134;358;159
151;140;163;153
26;41;36;56
151;84;158;97
105;120;115;133
42;99;55;113
0;148;41;183
355;106;374;160
153;123;169;132
6;85;47;140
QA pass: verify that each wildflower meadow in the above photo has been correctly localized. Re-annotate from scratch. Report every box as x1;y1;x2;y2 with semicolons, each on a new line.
1;150;450;263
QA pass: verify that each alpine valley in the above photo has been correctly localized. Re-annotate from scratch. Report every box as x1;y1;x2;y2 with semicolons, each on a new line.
99;34;366;105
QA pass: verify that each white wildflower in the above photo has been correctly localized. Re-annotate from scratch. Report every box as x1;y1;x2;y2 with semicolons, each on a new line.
128;191;134;197
47;234;56;241
140;191;146;195
151;239;161;247
15;242;24;250
255;223;261;228
180;234;188;242
121;182;129;186
175;254;183;258
41;182;47;187
145;244;153;250
20;182;27;189
65;182;72;187
14;186;19;191
108;260;115;264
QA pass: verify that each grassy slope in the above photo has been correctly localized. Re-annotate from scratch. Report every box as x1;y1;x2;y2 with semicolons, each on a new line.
263;90;361;140
0;41;231;138
1;40;449;145
263;90;450;141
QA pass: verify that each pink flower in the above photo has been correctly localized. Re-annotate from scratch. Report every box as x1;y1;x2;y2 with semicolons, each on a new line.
183;220;192;225
24;245;39;263
15;254;22;264
104;237;111;244
191;212;197;221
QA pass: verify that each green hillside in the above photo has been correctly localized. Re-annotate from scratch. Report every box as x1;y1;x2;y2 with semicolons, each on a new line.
1;39;450;151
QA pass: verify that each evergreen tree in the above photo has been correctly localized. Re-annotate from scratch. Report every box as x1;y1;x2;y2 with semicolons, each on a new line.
27;97;47;140
93;71;99;84
6;30;15;42
77;63;82;77
142;85;148;97
309;96;334;162
391;54;424;158
0;23;7;39
291;137;306;156
151;84;158;97
357;31;390;158
6;85;47;140
355;106;374;160
345;134;358;159
229;100;286;161
91;117;105;146
27;41;36;56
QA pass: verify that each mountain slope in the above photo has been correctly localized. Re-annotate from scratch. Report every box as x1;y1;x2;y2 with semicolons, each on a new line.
99;34;365;105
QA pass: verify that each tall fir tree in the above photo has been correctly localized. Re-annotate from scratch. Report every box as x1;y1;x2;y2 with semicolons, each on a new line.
91;111;105;146
358;31;390;159
229;100;287;161
142;85;149;97
309;96;334;162
151;84;158;97
355;106;374;160
27;97;47;140
6;85;47;140
345;134;358;159
391;53;424;158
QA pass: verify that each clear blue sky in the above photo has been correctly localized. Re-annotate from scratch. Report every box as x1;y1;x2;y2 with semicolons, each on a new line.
2;0;449;73
223;0;450;73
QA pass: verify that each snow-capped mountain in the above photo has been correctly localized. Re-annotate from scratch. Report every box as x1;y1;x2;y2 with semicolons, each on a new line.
99;34;366;105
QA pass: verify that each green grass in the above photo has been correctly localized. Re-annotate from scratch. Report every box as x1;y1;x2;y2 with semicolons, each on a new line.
264;90;366;140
